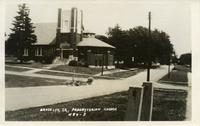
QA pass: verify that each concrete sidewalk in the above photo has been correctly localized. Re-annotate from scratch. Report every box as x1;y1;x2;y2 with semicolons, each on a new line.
6;65;176;111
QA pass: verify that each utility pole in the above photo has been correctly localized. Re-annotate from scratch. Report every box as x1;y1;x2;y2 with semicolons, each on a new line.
168;52;171;79
168;60;170;78
101;53;104;76
147;11;151;82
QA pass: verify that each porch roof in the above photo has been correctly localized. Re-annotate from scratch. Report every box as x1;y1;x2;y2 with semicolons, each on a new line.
77;38;115;49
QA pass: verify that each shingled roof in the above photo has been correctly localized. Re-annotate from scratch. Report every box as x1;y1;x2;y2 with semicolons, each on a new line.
77;38;115;48
34;23;57;45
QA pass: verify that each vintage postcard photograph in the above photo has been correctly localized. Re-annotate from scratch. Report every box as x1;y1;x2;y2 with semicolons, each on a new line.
4;0;192;121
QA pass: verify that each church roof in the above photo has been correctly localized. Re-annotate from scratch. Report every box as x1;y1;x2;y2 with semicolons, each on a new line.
34;23;57;45
77;37;115;48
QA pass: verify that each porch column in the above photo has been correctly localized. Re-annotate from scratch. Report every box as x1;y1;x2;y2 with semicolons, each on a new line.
60;48;63;59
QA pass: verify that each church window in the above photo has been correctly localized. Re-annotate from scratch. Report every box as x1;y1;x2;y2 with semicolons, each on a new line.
35;47;43;56
23;48;29;56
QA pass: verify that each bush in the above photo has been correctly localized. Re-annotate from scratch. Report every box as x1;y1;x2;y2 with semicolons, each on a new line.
43;56;55;64
77;60;88;67
68;60;78;66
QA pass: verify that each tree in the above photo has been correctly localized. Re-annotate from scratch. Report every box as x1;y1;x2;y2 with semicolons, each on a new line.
127;26;150;64
171;54;178;64
107;24;128;67
151;29;174;64
95;35;108;43
179;53;191;66
5;3;36;61
107;25;175;67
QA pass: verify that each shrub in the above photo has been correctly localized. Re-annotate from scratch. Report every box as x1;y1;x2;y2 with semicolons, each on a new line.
68;60;78;66
43;56;55;64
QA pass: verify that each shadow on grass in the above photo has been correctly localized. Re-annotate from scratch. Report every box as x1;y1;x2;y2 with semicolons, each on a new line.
5;74;66;88
6;62;49;68
5;66;32;72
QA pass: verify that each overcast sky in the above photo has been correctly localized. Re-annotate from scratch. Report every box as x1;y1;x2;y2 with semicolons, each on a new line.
5;0;191;56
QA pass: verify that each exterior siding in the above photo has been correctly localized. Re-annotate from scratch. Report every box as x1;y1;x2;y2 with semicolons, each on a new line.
22;45;56;63
78;46;115;68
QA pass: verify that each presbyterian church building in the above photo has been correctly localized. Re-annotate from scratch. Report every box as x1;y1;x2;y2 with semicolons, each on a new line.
22;7;115;68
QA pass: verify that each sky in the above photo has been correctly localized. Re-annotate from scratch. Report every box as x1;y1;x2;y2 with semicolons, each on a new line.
5;0;191;56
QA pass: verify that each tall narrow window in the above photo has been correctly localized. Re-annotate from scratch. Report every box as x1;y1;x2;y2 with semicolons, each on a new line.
95;60;98;66
64;20;69;31
99;60;102;66
35;47;43;56
23;48;29;56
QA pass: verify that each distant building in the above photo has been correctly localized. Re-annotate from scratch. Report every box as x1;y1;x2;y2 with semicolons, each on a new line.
22;7;115;68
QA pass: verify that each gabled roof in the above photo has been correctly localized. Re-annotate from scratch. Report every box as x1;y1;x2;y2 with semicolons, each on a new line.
34;23;57;45
77;38;115;48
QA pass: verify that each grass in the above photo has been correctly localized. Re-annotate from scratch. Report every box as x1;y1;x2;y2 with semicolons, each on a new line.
6;62;48;68
152;88;187;121
50;65;102;75
173;65;191;72
37;71;90;78
159;65;190;85
5;66;32;72
103;69;145;78
5;73;116;88
5;74;67;88
5;88;187;121
159;70;188;82
36;70;119;80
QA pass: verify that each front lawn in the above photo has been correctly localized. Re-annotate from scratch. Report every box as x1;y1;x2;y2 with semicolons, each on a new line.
36;70;89;78
173;65;191;72
50;65;102;75
6;62;48;68
152;88;187;121
36;70;118;80
5;66;32;72
5;74;67;88
103;69;144;78
158;65;190;85
5;88;187;121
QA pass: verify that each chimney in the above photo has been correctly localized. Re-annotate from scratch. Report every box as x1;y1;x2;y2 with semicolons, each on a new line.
71;7;78;33
56;8;62;48
57;8;62;32
80;10;83;41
